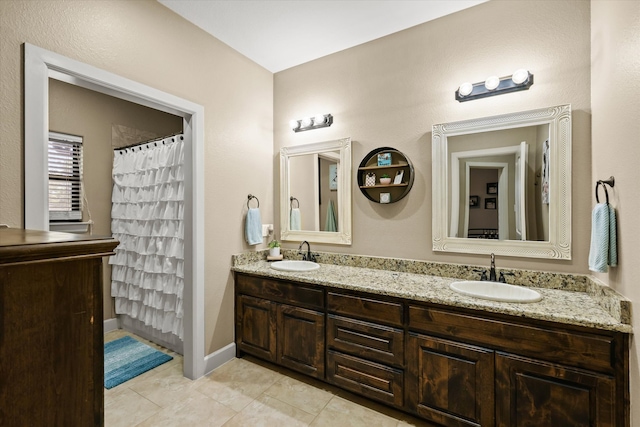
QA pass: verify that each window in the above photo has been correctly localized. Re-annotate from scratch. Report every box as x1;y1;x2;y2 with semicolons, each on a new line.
48;132;83;221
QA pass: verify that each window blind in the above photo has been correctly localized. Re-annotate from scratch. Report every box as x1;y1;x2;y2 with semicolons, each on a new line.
48;132;83;221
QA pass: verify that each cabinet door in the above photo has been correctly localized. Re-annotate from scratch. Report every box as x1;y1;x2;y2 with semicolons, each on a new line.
236;295;277;361
406;333;494;427
495;353;616;427
277;304;325;379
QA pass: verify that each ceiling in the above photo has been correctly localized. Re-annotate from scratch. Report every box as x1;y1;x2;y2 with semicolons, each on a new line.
157;0;488;73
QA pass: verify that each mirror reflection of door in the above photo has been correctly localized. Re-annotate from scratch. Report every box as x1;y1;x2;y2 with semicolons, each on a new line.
288;150;340;233
449;126;549;242
467;168;500;239
515;141;528;240
318;153;339;232
289;154;319;231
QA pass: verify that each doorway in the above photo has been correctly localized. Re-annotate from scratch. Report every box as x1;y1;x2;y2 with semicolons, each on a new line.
23;43;205;379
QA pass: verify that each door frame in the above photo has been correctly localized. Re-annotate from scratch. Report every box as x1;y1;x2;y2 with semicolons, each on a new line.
463;162;509;239
23;43;205;379
450;145;520;239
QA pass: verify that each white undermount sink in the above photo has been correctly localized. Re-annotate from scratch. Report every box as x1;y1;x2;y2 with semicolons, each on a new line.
270;260;320;272
449;280;542;303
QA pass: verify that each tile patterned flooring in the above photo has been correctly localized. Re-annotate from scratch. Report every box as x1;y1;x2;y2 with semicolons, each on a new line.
104;330;433;427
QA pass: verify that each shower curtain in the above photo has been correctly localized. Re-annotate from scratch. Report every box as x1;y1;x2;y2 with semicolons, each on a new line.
109;135;185;353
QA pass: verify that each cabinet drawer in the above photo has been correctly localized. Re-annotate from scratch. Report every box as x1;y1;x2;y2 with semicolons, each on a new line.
327;315;404;368
327;292;403;327
327;350;403;407
409;305;615;373
236;274;324;309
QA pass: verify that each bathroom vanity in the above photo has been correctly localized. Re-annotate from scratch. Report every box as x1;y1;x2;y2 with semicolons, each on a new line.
234;258;631;427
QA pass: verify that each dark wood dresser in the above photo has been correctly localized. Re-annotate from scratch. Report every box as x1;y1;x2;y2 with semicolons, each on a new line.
0;228;118;427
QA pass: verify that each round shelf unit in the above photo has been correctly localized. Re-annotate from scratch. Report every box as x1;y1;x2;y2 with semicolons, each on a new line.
357;147;414;203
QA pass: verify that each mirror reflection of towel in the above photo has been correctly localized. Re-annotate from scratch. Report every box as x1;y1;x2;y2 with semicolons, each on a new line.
325;200;337;232
541;140;550;204
290;208;301;231
245;208;262;245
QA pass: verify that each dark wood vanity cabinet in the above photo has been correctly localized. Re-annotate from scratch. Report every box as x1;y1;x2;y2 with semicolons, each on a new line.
0;228;118;427
408;304;628;427
406;333;495;426
235;272;630;427
277;304;325;378
235;274;325;379
325;292;405;407
236;294;277;362
495;353;617;426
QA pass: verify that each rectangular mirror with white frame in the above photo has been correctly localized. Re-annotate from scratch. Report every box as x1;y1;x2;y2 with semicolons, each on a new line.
280;137;352;245
432;105;571;259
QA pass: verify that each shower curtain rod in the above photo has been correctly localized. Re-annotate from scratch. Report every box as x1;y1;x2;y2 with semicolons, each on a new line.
114;130;184;152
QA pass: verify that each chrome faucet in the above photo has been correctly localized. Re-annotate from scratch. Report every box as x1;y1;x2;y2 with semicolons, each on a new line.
489;253;497;282
298;240;316;262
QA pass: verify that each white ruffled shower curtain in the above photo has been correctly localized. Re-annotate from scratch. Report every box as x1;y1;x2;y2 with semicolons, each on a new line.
109;135;185;353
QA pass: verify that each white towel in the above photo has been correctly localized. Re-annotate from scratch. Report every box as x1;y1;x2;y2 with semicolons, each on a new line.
290;208;301;231
245;208;262;245
588;203;618;272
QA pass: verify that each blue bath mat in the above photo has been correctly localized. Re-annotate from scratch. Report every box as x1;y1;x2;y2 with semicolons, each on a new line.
104;336;173;389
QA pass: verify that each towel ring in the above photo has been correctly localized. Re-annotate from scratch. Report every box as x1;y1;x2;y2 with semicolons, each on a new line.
247;194;259;209
595;176;615;204
595;182;610;204
290;197;299;209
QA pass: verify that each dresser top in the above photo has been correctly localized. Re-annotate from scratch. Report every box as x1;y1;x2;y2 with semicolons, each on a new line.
0;228;118;264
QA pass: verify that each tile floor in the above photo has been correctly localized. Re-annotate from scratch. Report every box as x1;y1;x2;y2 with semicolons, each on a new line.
104;330;433;427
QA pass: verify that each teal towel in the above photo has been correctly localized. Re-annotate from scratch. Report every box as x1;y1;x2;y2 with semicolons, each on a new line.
588;203;618;272
325;200;337;232
245;208;262;245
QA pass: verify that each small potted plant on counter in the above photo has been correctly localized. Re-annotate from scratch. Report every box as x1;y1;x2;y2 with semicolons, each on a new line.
268;239;281;257
380;174;391;185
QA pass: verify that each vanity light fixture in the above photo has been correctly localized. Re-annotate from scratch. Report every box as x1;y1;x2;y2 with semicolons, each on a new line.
290;113;333;132
455;69;534;102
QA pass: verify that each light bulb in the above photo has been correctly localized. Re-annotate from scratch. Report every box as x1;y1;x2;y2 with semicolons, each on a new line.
289;119;300;130
458;82;473;97
301;117;313;128
313;114;326;126
512;69;530;85
485;76;500;91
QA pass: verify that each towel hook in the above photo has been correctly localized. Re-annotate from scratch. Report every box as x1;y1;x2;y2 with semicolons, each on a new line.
595;176;614;204
290;197;299;209
247;194;259;209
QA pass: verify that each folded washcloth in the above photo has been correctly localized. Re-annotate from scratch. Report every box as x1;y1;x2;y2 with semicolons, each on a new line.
588;203;618;272
325;200;337;232
290;208;301;231
245;208;262;245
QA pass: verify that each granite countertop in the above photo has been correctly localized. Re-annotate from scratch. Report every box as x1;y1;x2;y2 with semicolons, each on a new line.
233;259;633;334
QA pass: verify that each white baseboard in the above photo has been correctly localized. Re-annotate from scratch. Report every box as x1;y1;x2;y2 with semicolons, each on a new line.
103;316;232;379
203;342;236;376
103;318;120;334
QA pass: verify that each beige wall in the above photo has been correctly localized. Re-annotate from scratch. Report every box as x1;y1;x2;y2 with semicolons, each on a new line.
591;1;640;424
49;79;183;321
274;0;591;273
0;0;274;354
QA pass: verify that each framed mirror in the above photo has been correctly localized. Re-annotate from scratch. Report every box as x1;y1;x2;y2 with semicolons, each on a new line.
280;137;352;245
432;105;571;259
